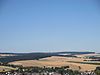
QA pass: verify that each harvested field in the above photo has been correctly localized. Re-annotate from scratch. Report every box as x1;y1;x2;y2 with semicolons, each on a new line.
0;54;15;57
0;66;16;72
75;53;100;58
9;56;100;71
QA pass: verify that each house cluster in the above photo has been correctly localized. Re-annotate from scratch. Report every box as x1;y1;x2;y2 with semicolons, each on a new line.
0;71;97;75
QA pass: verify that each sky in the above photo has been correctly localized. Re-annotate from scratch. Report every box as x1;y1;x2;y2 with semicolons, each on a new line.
0;0;100;53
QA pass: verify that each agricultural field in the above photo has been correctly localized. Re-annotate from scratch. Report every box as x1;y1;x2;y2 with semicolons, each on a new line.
0;54;16;58
9;55;100;72
0;66;17;72
0;52;99;73
76;53;100;59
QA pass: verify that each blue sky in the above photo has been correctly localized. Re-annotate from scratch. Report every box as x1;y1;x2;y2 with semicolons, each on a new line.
0;0;100;53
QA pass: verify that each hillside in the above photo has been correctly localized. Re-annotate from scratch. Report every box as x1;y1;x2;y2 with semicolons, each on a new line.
0;52;95;63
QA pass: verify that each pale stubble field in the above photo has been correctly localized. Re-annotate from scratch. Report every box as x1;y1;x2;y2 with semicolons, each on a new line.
9;55;100;71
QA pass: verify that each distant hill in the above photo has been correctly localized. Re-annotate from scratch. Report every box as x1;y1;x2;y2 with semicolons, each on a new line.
0;51;95;63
